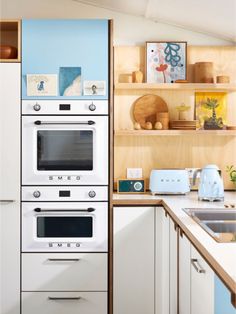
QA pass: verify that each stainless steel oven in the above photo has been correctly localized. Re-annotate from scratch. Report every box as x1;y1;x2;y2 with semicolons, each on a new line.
22;114;108;185
22;201;108;252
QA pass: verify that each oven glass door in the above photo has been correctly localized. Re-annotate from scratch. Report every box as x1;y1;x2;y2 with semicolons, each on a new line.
37;216;93;238
22;116;108;185
22;202;108;252
37;130;93;171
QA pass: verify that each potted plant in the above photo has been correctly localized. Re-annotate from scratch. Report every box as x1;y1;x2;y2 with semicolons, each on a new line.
226;165;236;188
203;97;224;129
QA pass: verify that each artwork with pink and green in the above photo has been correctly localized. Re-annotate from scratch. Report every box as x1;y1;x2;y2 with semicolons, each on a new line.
146;42;187;83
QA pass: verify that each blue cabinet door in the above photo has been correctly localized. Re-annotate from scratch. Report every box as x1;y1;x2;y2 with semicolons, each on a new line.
22;19;109;99
215;276;236;314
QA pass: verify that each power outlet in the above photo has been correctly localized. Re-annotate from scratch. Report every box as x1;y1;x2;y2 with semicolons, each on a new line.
186;168;200;179
127;168;143;179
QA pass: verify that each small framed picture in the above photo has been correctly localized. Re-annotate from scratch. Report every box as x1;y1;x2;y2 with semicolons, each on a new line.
83;81;106;96
146;42;187;83
59;67;81;96
27;74;58;96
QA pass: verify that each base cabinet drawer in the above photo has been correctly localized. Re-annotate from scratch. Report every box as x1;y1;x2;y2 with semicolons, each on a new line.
22;253;107;291
22;292;107;314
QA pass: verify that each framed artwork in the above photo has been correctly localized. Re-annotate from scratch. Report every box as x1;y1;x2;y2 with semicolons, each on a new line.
27;74;57;96
59;67;81;96
146;42;187;83
83;80;106;96
195;92;227;130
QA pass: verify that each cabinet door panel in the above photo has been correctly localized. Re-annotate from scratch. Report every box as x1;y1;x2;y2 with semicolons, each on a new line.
0;63;20;314
191;246;214;314
169;219;178;314
22;292;107;314
179;233;191;314
155;207;170;314
22;253;107;291
114;206;155;314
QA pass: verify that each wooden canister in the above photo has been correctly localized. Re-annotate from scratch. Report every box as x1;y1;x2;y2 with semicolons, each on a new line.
156;112;169;130
216;75;230;83
132;71;143;83
194;62;214;83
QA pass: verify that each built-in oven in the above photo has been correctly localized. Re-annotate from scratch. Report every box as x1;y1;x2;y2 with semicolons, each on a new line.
22;114;108;185
22;201;108;252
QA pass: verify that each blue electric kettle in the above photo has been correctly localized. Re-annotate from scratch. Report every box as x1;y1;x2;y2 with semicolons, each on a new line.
193;165;224;201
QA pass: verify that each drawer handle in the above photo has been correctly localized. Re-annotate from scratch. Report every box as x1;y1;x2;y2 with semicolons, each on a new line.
191;258;206;274
47;258;80;262
48;297;81;301
0;200;15;204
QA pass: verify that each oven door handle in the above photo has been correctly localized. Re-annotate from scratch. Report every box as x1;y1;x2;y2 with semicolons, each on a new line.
34;120;95;125
34;207;96;213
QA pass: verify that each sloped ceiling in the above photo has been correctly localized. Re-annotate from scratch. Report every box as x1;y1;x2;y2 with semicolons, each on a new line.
74;0;236;43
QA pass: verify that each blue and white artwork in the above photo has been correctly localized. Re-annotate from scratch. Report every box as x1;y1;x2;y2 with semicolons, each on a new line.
26;74;58;96
146;42;187;83
59;67;82;96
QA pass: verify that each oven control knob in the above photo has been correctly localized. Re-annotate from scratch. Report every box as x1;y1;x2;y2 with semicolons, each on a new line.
33;191;41;198
33;103;41;111
89;103;96;111
88;190;96;198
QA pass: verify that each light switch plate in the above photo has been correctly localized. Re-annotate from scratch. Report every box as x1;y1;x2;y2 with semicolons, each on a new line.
127;168;143;179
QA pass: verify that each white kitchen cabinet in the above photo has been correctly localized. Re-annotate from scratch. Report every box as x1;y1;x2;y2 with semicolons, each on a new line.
155;206;170;314
0;63;20;314
22;292;107;314
169;218;178;314
114;206;155;314
191;245;214;314
179;232;191;314
22;253;107;291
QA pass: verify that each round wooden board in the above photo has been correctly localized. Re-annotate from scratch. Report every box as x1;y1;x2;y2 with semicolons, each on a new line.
133;94;168;128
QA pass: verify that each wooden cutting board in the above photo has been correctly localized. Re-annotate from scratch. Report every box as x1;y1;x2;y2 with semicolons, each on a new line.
133;94;168;128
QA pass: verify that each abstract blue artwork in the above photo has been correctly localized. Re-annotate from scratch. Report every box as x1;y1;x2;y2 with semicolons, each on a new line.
59;67;82;96
146;42;187;83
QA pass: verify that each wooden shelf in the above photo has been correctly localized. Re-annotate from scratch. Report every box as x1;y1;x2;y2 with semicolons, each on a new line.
115;83;236;92
0;20;21;62
115;130;236;136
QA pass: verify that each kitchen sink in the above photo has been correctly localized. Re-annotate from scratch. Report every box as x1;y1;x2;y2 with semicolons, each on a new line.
183;208;236;243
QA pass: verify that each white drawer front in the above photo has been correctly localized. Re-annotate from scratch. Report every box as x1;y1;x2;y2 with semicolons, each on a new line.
22;292;107;314
22;253;107;291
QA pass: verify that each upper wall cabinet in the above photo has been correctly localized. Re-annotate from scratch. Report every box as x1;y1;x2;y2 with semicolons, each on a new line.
0;20;21;62
22;19;109;100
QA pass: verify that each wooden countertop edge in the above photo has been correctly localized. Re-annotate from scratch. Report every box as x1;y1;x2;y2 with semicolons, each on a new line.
113;198;236;298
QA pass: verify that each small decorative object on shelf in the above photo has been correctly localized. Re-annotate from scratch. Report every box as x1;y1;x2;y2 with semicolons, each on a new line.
83;80;106;95
174;79;188;83
226;165;236;188
132;70;143;83
170;120;196;130
0;45;17;59
194;62;214;83
216;75;230;84
156;112;169;129
154;121;163;130
144;122;153;130
226;126;236;130
195;92;227;130
175;103;191;120
134;122;141;130
146;41;187;83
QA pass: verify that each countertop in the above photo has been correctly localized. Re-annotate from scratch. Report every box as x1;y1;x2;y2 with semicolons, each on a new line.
113;191;236;296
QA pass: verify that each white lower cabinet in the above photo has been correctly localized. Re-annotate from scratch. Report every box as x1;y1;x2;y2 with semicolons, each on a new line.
155;207;170;314
191;246;214;314
22;253;107;291
0;63;20;314
21;292;107;314
179;233;191;314
114;206;155;314
169;219;178;314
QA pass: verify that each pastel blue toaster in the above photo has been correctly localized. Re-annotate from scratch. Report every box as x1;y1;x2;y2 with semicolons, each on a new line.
149;169;190;195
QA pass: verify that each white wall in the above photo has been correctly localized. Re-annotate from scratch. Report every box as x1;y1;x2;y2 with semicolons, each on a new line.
0;0;233;46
